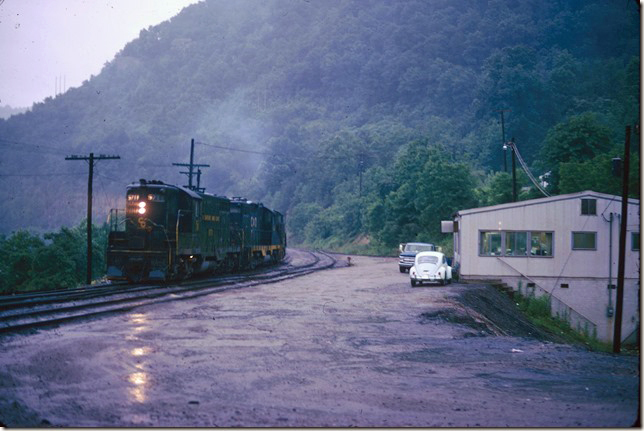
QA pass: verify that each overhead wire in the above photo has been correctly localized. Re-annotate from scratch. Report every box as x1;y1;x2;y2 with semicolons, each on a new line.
0;172;86;177
0;138;71;157
195;139;379;163
94;166;122;217
195;140;276;157
507;141;551;197
0;135;377;182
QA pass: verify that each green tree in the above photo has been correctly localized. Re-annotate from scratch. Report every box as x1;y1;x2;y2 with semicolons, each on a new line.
0;221;110;294
477;172;514;207
416;148;478;240
27;245;79;291
372;142;477;248
539;112;613;192
286;203;324;245
0;231;45;294
559;151;640;198
474;45;548;163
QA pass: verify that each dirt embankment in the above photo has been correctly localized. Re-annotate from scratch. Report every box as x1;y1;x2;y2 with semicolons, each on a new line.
453;284;565;341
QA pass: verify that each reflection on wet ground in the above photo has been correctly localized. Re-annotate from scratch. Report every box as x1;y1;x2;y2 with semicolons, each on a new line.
131;347;152;357
126;313;151;404
128;368;148;403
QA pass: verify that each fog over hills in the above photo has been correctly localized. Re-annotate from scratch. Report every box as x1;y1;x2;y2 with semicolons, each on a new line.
0;0;639;244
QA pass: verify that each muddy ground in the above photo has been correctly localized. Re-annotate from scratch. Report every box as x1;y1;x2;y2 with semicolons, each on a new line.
0;254;639;427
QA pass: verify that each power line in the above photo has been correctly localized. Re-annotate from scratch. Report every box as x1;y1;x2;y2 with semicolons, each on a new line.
0;138;70;157
496;109;511;172
196;139;356;161
504;139;550;198
196;140;276;157
94;166;121;218
0;172;86;177
94;171;127;183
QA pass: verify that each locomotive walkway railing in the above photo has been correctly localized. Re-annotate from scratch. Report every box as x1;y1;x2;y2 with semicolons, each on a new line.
108;208;126;232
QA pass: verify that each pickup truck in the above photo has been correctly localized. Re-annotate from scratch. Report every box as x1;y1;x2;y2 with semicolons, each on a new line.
398;242;436;272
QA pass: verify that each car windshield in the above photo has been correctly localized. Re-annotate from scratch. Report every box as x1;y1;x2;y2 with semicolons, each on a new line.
405;244;433;252
418;256;438;264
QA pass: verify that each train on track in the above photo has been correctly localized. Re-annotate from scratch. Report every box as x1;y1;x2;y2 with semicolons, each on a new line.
106;179;286;282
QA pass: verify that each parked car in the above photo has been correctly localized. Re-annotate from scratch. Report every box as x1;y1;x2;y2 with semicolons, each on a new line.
399;242;436;272
409;251;452;286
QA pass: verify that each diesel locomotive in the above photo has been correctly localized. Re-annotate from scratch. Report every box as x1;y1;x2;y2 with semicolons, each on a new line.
106;179;286;282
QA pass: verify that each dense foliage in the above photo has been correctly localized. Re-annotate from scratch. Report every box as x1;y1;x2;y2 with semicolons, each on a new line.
0;0;639;269
0;222;108;293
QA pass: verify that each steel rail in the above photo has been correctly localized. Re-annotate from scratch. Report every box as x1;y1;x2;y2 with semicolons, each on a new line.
0;250;336;335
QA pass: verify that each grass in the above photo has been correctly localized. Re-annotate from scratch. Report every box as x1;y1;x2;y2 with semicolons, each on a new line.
514;291;614;353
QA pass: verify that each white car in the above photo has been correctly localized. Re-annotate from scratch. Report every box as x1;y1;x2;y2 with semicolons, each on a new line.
409;251;452;286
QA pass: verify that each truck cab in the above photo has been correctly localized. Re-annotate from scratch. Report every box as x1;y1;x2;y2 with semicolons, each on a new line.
398;242;436;272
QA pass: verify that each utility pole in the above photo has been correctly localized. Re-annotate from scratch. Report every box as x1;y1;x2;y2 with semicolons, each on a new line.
358;154;364;197
613;125;632;353
173;138;210;191
497;109;511;172
502;138;518;201
196;168;203;193
511;138;517;201
65;153;120;284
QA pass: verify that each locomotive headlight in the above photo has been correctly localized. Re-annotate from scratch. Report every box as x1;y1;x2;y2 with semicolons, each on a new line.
138;202;146;214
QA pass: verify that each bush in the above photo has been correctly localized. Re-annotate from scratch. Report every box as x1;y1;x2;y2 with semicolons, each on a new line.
0;221;109;294
526;295;551;318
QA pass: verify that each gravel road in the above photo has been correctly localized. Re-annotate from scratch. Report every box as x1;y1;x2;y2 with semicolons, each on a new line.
0;254;639;427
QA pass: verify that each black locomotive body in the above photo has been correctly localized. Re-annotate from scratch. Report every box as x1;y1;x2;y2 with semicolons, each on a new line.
106;179;286;282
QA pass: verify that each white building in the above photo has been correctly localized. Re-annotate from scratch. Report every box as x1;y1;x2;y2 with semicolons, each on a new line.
450;190;640;343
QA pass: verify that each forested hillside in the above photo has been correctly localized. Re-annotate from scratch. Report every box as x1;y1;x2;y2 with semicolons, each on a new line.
0;0;639;254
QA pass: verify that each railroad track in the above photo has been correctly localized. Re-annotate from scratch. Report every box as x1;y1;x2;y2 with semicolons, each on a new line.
0;249;338;335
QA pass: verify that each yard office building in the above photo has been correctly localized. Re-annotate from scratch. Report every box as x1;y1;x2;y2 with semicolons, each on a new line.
451;190;640;343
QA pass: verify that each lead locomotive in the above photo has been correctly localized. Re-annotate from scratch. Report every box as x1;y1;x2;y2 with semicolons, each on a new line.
106;179;286;282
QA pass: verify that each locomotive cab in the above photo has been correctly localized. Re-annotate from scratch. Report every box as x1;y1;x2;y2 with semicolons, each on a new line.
107;180;199;282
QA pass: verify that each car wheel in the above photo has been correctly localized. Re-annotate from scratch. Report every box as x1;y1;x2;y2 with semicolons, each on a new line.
440;275;445;286
399;267;405;273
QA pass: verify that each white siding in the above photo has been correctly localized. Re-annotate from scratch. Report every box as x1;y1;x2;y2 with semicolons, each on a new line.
453;191;640;343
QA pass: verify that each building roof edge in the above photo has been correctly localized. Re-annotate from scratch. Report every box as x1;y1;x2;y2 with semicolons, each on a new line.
456;190;639;217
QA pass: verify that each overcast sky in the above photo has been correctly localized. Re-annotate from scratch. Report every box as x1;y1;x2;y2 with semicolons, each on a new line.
0;0;201;108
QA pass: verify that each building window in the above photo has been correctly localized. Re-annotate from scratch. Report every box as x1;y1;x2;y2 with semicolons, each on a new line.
531;232;553;256
633;232;641;251
505;231;528;256
480;231;553;257
572;232;597;250
581;198;596;215
480;231;502;256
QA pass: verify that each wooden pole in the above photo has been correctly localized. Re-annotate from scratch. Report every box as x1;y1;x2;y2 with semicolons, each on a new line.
613;125;631;353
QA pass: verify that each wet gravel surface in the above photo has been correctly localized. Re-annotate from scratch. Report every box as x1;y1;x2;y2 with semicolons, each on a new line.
0;255;639;427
